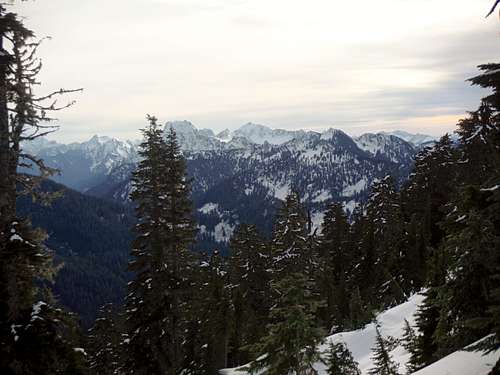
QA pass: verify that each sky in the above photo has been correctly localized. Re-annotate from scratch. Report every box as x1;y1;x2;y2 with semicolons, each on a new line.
11;0;500;142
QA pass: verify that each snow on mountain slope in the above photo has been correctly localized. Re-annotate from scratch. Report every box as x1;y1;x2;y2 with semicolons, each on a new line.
220;293;500;375
165;121;224;151
381;130;437;147
233;122;306;145
354;133;415;163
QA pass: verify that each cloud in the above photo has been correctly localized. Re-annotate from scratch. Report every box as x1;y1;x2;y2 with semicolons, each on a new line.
11;0;499;142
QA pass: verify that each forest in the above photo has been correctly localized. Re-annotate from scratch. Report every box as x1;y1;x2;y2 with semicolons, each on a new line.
0;2;499;375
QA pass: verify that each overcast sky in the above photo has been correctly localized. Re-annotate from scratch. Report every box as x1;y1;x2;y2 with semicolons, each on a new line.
12;0;500;142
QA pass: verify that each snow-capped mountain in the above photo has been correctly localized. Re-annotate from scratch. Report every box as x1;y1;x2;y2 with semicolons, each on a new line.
21;135;139;192
354;133;416;163
25;122;427;251
381;130;437;147
231;122;306;145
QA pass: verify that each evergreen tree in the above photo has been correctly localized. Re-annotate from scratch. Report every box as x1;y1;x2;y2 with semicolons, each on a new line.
0;4;87;374
124;117;196;374
401;319;418;374
185;251;231;375
323;341;361;375
400;135;458;288
88;304;125;375
433;187;497;356
317;202;351;330
363;176;406;307
271;191;312;279
247;273;324;375
229;224;271;365
457;64;500;185
368;325;400;375
349;206;375;327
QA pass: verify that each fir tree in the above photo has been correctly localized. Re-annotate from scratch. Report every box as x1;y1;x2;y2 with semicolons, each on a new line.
368;325;400;375
271;191;312;279
317;202;351;330
124;117;196;374
363;176;406;308
323;341;361;375
87;304;125;375
401;319;418;374
183;251;232;375
229;224;271;365
247;273;324;375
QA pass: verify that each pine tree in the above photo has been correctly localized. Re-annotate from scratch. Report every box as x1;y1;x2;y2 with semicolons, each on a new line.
229;224;271;365
323;341;361;375
247;273;324;375
368;325;400;375
124;117;196;374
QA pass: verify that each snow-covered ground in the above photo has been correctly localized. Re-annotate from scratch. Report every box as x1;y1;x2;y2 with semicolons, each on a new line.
220;293;500;375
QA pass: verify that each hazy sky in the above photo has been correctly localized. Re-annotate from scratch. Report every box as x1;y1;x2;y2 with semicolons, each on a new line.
12;0;500;142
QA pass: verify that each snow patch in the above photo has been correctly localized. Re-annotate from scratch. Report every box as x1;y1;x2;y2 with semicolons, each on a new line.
214;221;235;243
198;203;219;214
342;179;367;197
312;191;332;203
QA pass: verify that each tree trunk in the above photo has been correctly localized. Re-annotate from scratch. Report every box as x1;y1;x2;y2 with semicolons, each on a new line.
0;11;15;230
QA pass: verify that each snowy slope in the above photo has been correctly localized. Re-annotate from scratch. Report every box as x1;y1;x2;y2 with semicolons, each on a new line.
413;340;499;375
220;294;500;375
381;131;437;147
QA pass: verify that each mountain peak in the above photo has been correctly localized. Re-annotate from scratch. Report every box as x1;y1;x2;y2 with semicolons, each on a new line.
164;120;197;134
320;128;346;140
88;135;113;145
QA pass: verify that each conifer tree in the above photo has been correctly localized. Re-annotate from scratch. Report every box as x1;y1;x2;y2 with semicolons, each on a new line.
317;202;351;330
186;251;231;374
125;117;196;374
271;191;312;279
401;319;418;374
323;341;361;375
363;176;406;307
368;325;400;375
229;224;271;365
247;273;324;375
433;187;496;355
0;4;87;374
88;304;125;375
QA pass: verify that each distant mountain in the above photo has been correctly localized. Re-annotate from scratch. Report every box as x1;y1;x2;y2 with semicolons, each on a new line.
25;122;424;251
21;135;139;192
85;127;416;252
380;130;437;147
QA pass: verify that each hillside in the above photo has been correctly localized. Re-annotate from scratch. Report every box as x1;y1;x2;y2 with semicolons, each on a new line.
16;179;135;327
221;294;500;375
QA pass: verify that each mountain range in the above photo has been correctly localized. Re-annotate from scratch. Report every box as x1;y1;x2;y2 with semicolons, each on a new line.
23;122;438;252
18;122;440;325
